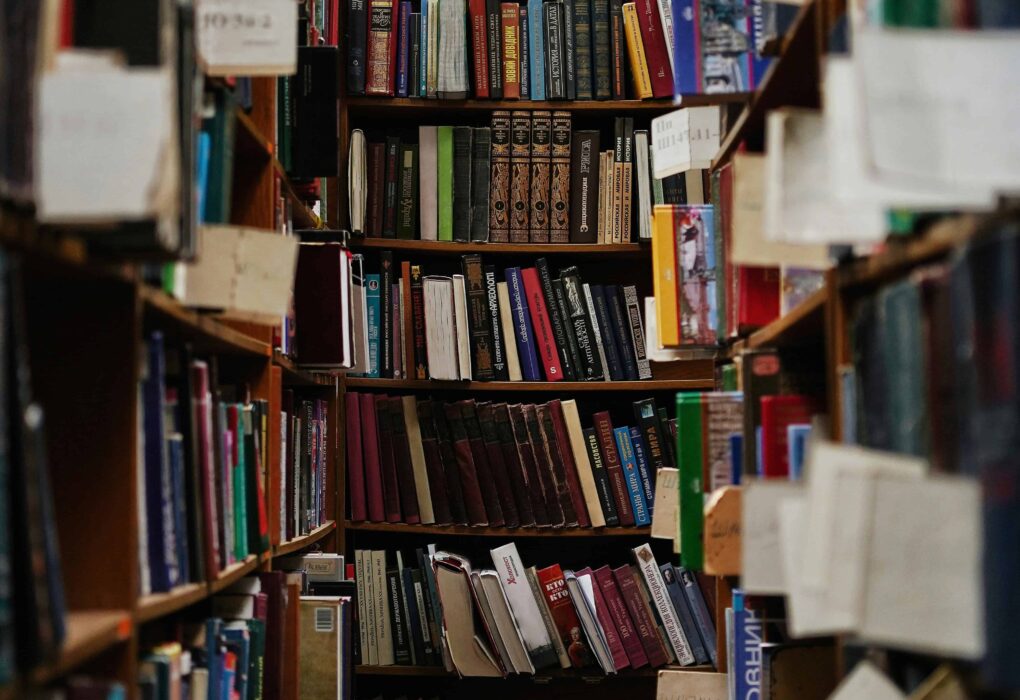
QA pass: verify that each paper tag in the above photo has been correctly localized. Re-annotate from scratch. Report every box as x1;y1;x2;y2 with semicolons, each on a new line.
651;107;720;178
197;0;298;76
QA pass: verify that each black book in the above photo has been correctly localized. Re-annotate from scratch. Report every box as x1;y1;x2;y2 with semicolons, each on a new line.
632;398;668;471
484;265;510;380
559;267;603;380
429;400;470;525
591;0;611;99
609;0;626;99
409;18;421;98
175;345;207;583
486;0;504;98
561;0;577;100
662;173;687;204
582;427;620;526
470;128;492;242
415;548;444;662
534;258;577;380
387;567;413;664
380;251;394;377
656;406;676;468
569;130;600;243
589;284;624;380
551;279;585;381
382;136;401;237
292;47;340;177
544;2;565;99
573;0;593;99
347;0;368;94
605;285;639;380
520;8;531;99
397;143;419;239
400;564;427;664
461;255;497;380
452;127;474;243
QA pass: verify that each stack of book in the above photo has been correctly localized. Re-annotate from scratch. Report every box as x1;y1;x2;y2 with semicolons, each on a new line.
345;0;769;99
351;114;706;242
355;542;716;674
350;253;655;382
346;395;677;528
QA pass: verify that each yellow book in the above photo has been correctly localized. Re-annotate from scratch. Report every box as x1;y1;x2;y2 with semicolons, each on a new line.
652;205;680;346
621;3;653;100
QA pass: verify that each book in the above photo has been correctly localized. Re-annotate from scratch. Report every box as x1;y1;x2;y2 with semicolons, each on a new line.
560;399;606;527
418;126;438;241
558;267;602;381
536;564;593;668
496;282;524;381
469;0;491;97
505;267;543;381
614;428;650;526
396;143;419;239
545;2;566;99
621;3;652;99
519;6;530;99
452;127;474;242
592;412;635;525
452;274;473;380
484;266;510;380
382;136;400;237
437;126;454;241
562;0;577;99
470;128;492;242
635;0;672;97
509;111;532;243
490;543;558;670
486;0;505;98
489;111;513;243
573;0;594;98
501;3;521;98
549;111;572;243
569;130;600;243
529;111;552;242
437;0;470;97
367;0;397;95
396;2;412;97
583;426;620;526
520;267;563;381
528;0;546;100
612;565;670;667
594;566;648;669
760;395;813;478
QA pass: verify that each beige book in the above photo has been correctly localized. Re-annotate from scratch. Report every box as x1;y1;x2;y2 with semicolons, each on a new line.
354;550;374;665
480;570;535;674
418;126;439;240
371;550;394;665
189;668;208;700
907;665;969;700
597;151;609;244
684;168;706;205
525;566;571;669
656;670;728;700
559;399;606;527
433;557;503;677
650;467;678;541
452;274;472;380
612;150;624;244
827;661;904;700
401;395;435;523
704;485;741;576
496;282;523;381
470;571;512;673
298;597;344;699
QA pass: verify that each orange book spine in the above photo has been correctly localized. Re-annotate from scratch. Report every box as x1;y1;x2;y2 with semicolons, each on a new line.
652;205;679;346
621;3;653;100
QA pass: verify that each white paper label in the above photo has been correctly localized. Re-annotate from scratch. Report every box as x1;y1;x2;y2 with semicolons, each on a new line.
197;0;298;76
651;107;721;178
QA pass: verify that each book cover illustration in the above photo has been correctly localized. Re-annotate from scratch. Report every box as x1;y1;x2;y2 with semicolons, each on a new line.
699;0;753;93
673;205;717;345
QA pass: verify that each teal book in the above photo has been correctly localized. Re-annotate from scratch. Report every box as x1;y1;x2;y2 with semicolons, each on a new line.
879;278;927;456
613;427;650;525
366;273;381;378
437;126;454;241
232;405;249;560
676;392;705;570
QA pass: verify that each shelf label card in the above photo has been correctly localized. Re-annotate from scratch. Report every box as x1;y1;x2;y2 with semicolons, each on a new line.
197;0;298;76
651;106;720;179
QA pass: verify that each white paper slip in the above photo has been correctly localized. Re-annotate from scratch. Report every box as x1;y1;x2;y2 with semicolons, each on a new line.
827;661;905;700
860;475;984;659
778;498;844;638
651;107;720;178
741;480;804;595
197;0;298;76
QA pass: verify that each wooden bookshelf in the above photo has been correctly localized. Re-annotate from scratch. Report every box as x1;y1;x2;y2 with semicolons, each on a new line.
346;521;652;538
349;238;650;256
274;520;337;557
728;285;829;356
354;664;713;678
209;555;261;594
274;350;338;387
140;285;272;357
31;611;133;686
344;95;750;113
136;583;208;624
344;377;716;392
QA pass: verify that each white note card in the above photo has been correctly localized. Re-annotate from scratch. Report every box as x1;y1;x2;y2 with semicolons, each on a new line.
197;0;298;76
741;480;804;595
827;661;905;700
651;107;721;178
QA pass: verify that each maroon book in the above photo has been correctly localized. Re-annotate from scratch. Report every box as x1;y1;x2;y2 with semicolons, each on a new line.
414;400;453;524
612;565;670;667
522;404;563;526
190;361;220;577
443;402;489;525
346;391;367;521
374;395;403;523
508;404;551;526
400;261;415;376
579;566;629;670
366;142;386;235
493;403;537;526
538;403;579;527
430;400;470;524
388;397;421;524
547;400;590;527
257;572;287;699
477;402;521;528
410;264;428;380
293;243;351;366
458;400;505;527
359;393;385;522
594;566;647;669
635;0;673;98
591;411;635;526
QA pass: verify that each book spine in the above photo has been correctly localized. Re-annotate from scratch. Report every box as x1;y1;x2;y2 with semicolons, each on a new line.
635;0;672;97
592;0;611;98
573;0;593;98
367;143;386;236
590;284;624;380
632;544;695;665
493;404;536;525
595;566;649;668
486;0;505;98
469;0;491;98
387;568;412;664
397;1;411;97
547;400;590;527
348;0;368;94
528;0;546;100
413;401;453;524
621;118;634;243
592;411;635;525
536;565;587;668
521;268;563;382
401;262;415;378
679;566;718;667
418;127;437;240
673;0;697;94
497;283;524;381
538;404;578;525
612;566;670;667
581;284;610;380
509;404;552;526
611;119;624;243
437;126;454;241
519;6;530;99
461;255;497;381
359;394;385;522
401;566;426;663
535;258;576;380
396;144;418;239
558;267;602;381
551;279;585;382
544;2;565;99
484;266;510;381
509;111;532;244
527;567;571;667
410;16;421;96
488;112;512;243
661;564;709;666
347;395;367;522
524;404;565;526
628;426;655;508
460;401;505;526
505;267;543;381
528;111;552;243
410;266;427;379
490;543;558;670
583;427;620;525
383;136;400;237
609;0;626;98
656;0;674;73
375;397;402;522
429;400;470;524
380;252;394;377
389;397;422;524
561;0;576;99
426;0;439;96
623;285;652;379
606;285;639;380
419;6;428;96
367;0;396;95
569;131;600;243
614;428;650;525
452;127;474;242
501;3;521;98
549;111;571;244
442;403;489;525
477;404;521;527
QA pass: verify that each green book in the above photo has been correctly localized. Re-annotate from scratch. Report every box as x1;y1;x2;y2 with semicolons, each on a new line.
720;364;738;391
437;126;454;241
233;404;249;560
676;392;705;570
245;618;266;700
880;279;927;456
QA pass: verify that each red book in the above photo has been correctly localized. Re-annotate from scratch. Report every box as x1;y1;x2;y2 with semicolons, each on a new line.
190;361;220;579
737;266;780;330
547;400;591;527
359;393;385;522
635;0;673;97
346;392;366;521
611;565;670;667
478;403;521;528
366;143;386;236
520;267;564;381
443;402;490;525
594;566;648;669
500;3;521;99
414;400;454;524
366;0;398;95
257;572;286;700
469;0;491;97
536;564;592;668
578;567;628;670
459;400;505;527
508;403;552;526
374;395;403;522
760;395;814;478
591;411;636;526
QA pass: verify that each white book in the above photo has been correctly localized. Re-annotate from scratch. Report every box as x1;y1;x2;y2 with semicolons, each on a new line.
496;282;523;381
340;250;353;367
489;543;558;669
372;549;394;665
654;0;675;74
452;274;472;380
402;395;435;523
480;571;535;674
423;276;460;381
561;399;606;527
631;543;696;665
581;284;611;381
349;129;367;234
418;126;439;240
354;551;373;665
634;132;653;241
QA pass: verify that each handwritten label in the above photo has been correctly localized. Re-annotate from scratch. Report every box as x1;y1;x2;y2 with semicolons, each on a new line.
703;486;741;576
651;106;720;178
650;468;679;541
197;0;297;76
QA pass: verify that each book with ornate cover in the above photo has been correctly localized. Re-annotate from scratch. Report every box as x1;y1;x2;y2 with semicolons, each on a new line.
461;255;497;381
488;112;512;243
519;6;530;98
544;2;565;99
509;111;532;244
592;0;612;98
470;128;491;242
558;267;602;381
501;3;521;98
569;130;600;243
609;0;626;98
367;0;397;95
573;0;593;98
468;0;490;97
549;111;571;243
528;111;552;243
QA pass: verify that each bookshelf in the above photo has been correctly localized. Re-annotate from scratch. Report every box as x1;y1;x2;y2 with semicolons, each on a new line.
344;95;750;113
349;238;650;256
344;377;715;392
345;521;653;538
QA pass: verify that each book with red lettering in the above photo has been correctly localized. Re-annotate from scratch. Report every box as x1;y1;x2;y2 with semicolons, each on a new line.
520;267;563;381
635;0;672;97
760;395;814;478
591;411;635;525
359;393;385;522
593;566;648;668
346;392;367;521
374;395;403;522
577;566;628;670
468;0;491;97
547;400;591;527
536;564;592;668
611;565;670;667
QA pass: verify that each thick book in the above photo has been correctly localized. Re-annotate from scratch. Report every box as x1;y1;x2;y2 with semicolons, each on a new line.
388;397;422;524
614;428;650;526
366;0;397;95
560;400;605;526
573;0;593;98
547;400;591;527
561;0;577;99
476;403;520;527
621;3;653;98
382;136;401;237
437;0;470;98
488;111;513;243
523;404;565;526
374;396;402;522
635;0;672;97
609;0;626;98
509;111;532;244
583;427;620;526
428;400;470;524
590;284;625;380
569;130;600;243
461;255;497;381
346;392;366;521
605;285;639;380
592;0;612;98
413;400;453;524
623;285;652;379
528;111;552;243
508;404;552;526
470;128;492;242
490;543;559;670
442;402;489;525
612;565;671;667
520;267;564;381
559;267;602;381
527;567;571;667
536;564;592;668
396;143;419;239
468;0;491;97
660;564;708;666
501;3;521;98
437;126;454;241
452;127;474;243
486;0;505;98
632;544;695;665
483;266;510;380
549;112;571;243
591;411;635;525
594;566;648;669
544;2;565;99
538;404;579;525
348;0;368;94
459;401;505;526
419;126;438;240
678;566;717;667
505;267;543;381
366;142;386;236
359;393;386;522
527;0;546;100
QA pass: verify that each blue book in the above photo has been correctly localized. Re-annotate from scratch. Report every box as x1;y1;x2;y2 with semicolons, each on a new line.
732;589;762;699
196;132;212;224
504;267;542;381
679;565;717;666
729;433;743;485
755;426;763;476
660;564;709;665
397;2;412;96
419;6;428;96
671;0;698;95
222;627;251;700
628;426;656;510
519;8;530;99
143;332;177;592
700;205;719;337
205;618;224;700
365;273;381;378
787;424;811;481
613;427;650;525
528;0;546;100
168;435;190;585
977;0;1020;26
747;0;772;89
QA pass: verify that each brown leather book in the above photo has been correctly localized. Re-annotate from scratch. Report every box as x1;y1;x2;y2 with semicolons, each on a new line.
366;0;397;95
537;403;578;526
374;395;403;523
509;110;532;243
388;397;421;524
508;404;551;526
523;403;565;526
461;254;496;381
592;410;635;525
528;111;552;242
428;400;470;525
488;111;512;243
442;402;489;525
366;142;386;236
492;403;537;527
458;400;505;527
413;401;454;524
282;574;302;694
546;400;590;527
477;402;521;528
549;111;572;243
257;572;286;700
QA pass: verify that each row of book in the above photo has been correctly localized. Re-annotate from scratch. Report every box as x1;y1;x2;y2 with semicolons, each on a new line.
346;393;679;527
355;542;717;675
345;0;774;99
137;333;330;596
347;253;654;382
349;112;706;243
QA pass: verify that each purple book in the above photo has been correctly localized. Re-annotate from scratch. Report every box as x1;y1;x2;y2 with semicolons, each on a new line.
504;267;542;381
397;1;412;97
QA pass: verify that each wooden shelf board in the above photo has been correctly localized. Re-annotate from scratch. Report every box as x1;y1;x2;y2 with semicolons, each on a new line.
140;286;272;357
344;95;749;113
209;555;260;594
235;109;274;157
274;351;338;387
344;378;715;392
31;610;132;685
346;521;652;538
274;521;337;557
355;664;712;678
349;238;650;256
136;582;208;624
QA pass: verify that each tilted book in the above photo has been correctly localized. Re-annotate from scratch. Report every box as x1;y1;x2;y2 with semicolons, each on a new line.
490;543;559;670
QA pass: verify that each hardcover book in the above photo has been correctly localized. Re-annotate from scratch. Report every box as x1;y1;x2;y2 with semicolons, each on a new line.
366;0;397;95
509;111;532;243
569;130;600;243
490;543;559;670
501;3;521;98
488;111;512;243
529;112;552;243
536;564;593;668
549;111;571;243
